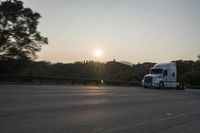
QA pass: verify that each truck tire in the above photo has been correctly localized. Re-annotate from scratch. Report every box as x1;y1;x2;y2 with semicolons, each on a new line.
180;84;185;90
176;84;185;90
176;85;180;90
159;81;164;89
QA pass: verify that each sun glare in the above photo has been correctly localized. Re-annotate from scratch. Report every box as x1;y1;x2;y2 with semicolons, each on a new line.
94;49;103;58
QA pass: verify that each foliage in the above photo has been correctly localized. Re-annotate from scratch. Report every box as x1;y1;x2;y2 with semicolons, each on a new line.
0;0;48;61
0;60;155;81
198;54;200;61
182;70;200;86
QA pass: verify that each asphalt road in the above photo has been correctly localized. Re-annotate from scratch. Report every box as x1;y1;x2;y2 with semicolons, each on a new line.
0;85;200;133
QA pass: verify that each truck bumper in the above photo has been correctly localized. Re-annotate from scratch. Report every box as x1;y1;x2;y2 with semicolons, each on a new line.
142;82;159;88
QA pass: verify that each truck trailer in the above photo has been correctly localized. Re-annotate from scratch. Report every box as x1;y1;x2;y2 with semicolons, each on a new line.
142;62;184;89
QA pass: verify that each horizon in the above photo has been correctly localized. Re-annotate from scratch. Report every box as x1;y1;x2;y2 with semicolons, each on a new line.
23;0;200;63
36;58;197;66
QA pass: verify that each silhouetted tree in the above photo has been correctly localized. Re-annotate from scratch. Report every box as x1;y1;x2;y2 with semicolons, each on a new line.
0;0;48;61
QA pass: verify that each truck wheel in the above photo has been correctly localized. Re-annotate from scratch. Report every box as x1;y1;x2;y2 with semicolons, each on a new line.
176;85;180;90
180;84;185;90
159;81;164;89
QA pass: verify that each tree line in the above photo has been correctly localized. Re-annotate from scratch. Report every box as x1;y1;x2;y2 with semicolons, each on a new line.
0;59;200;86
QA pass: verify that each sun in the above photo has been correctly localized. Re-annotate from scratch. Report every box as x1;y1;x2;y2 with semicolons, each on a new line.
94;49;103;58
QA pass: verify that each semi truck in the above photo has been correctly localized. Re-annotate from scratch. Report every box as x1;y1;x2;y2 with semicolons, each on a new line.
142;62;184;89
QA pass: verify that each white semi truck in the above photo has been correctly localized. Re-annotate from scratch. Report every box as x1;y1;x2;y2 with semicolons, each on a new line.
142;62;184;89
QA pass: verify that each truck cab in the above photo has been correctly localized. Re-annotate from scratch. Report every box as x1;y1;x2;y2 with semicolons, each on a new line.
142;62;181;89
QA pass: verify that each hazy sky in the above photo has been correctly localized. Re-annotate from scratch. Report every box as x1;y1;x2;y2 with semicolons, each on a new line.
23;0;200;63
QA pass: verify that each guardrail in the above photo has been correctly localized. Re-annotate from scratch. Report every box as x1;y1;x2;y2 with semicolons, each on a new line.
0;74;141;86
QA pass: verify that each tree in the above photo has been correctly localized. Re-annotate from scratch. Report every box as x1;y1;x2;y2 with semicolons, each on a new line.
0;0;48;61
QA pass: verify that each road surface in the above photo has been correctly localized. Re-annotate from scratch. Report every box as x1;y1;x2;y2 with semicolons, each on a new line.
0;85;200;133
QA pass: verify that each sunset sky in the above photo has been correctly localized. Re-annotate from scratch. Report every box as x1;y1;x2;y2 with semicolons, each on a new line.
23;0;200;63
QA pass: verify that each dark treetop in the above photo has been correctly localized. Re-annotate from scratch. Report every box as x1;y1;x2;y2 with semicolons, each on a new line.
0;0;48;61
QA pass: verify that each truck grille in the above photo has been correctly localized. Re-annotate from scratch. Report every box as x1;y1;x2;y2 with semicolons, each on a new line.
144;76;152;83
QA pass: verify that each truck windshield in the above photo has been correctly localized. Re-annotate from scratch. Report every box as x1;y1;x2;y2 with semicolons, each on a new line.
150;69;163;74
